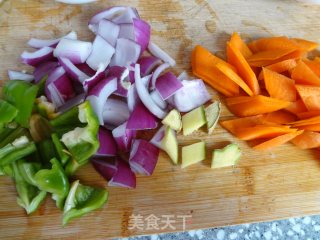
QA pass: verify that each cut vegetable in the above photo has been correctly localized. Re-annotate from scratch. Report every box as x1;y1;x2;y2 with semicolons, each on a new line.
95;127;117;157
21;47;54;66
181;141;206;168
291;131;320;149
129;139;159;176
110;38;140;67
155;72;183;100
126;102;158;130
27;31;77;48
161;126;178;164
295;85;320;111
211;143;241;169
161;109;182;132
8;70;34;82
112;121;136;152
291;60;320;86
182;106;207;135
108;158;136;189
102;98;130;127
205;101;221;134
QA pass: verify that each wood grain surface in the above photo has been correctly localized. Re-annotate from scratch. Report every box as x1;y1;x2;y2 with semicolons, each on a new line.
1;0;320;239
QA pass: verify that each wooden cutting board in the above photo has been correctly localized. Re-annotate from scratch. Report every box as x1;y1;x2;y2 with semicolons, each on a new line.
2;0;320;239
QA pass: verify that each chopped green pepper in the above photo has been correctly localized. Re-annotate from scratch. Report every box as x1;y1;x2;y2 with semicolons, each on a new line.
3;80;39;128
0;136;36;166
0;99;18;124
0;164;13;177
16;159;42;186
29;114;52;142
37;139;57;168
51;101;99;165
36;75;48;97
63;180;108;225
12;161;47;214
34;158;69;209
51;133;70;166
64;158;86;176
0;127;29;148
35;96;56;119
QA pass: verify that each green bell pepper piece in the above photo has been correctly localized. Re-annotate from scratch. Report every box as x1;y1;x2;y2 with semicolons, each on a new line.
0;99;18;124
51;133;70;166
52;101;99;165
16;159;42;186
3;80;39;128
34;158;69;209
63;180;108;225
0;136;36;166
37;139;57;168
0;164;13;177
12;161;47;214
37;75;48;97
0;127;29;148
64;158;86;176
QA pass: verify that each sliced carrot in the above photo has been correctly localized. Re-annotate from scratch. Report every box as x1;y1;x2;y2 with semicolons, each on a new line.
220;115;266;135
285;100;308;115
297;124;320;132
227;42;260;95
315;57;320;62
247;49;303;67
289;115;320;127
303;59;320;77
234;125;297;141
297;110;320;120
253;130;303;151
215;63;253;96
229;32;253;58
291;60;320;86
291;131;320;149
226;95;291;117
263;68;296;101
258;59;297;80
192;45;239;96
295;85;320;111
262;110;297;124
291;38;318;52
248;36;301;53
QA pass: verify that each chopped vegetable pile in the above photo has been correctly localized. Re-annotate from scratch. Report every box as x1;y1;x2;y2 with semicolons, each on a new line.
192;33;320;151
1;6;235;224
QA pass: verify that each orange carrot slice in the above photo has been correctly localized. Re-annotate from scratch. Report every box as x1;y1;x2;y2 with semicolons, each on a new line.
295;85;320;111
297;124;320;132
263;68;296;101
220;115;266;135
192;45;239;96
234;125;297;141
303;59;320;78
289;115;320;127
253;130;303;151
229;32;253;58
291;131;320;149
297;110;320;120
262;110;297;124
291;38;318;51
258;59;297;80
227;42;260;95
226;95;291;117
285;100;308;115
248;36;301;53
215;62;253;96
291;60;320;86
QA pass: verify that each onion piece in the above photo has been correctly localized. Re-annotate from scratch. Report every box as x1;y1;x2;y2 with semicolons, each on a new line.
150;125;166;149
45;66;75;105
58;57;89;83
106;66;130;97
112;121;137;152
21;47;54;66
155;72;183;100
171;79;211;112
95;127;117;157
8;70;34;82
108;158;136;189
132;18;151;53
151;62;170;89
134;64;167;119
91;158;117;181
57;93;86;113
103;98;130;127
127;83;139;113
56;0;97;4
138;56;161;77
148;41;176;67
110;38;141;67
86;77;117;125
76;63;95;77
88;6;127;33
33;61;59;83
54;38;92;64
97;19;120;47
86;36;115;70
83;63;107;91
27;31;77;48
150;90;167;109
127;102;158;130
129;139;159;176
112;7;139;24
118;23;134;39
